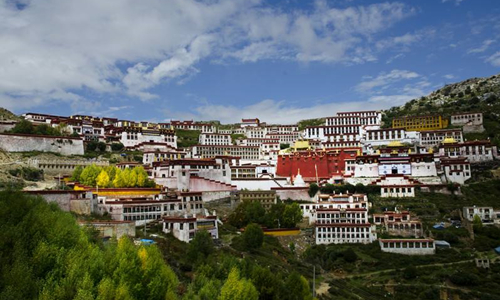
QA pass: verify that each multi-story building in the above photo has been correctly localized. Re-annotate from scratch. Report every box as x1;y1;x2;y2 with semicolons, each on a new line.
379;239;435;255
199;133;232;145
439;139;496;163
152;157;232;190
419;129;463;148
163;213;219;243
451;112;483;126
142;150;186;165
119;127;177;149
276;148;360;182
348;143;440;197
304;125;362;143
392;115;449;132
169;120;216;133
245;126;267;139
326;111;381;128
265;132;301;144
191;145;260;160
306;193;376;244
238;190;277;209
300;193;369;222
265;124;299;135
363;128;420;147
238;138;280;147
373;210;423;237
240;118;260;128
463;206;499;223
439;157;471;185
97;192;204;226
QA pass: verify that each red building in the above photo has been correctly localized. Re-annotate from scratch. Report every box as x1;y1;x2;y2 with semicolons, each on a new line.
276;148;360;181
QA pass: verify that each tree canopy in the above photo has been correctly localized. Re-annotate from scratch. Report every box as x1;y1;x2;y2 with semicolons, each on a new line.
0;190;178;300
72;164;155;188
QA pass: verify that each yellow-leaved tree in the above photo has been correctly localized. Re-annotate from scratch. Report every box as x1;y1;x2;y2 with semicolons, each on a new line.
96;170;110;187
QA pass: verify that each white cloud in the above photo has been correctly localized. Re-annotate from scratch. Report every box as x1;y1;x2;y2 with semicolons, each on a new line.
486;51;500;67
355;70;431;107
442;0;465;5
0;0;416;109
376;29;435;51
386;53;405;64
467;39;495;54
355;69;419;92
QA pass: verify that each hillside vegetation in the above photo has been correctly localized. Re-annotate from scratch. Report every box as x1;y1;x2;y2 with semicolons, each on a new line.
298;118;325;131
383;73;500;146
0;108;21;121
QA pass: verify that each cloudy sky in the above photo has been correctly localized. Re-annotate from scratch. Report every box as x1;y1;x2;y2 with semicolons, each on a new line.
1;0;499;123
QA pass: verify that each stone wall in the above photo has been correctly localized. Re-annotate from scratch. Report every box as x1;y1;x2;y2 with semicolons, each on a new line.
0;133;84;155
70;199;95;215
83;221;136;239
29;158;109;175
272;187;311;201
202;190;232;202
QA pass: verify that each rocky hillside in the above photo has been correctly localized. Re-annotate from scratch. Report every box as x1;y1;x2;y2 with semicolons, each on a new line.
383;73;500;146
0;108;21;121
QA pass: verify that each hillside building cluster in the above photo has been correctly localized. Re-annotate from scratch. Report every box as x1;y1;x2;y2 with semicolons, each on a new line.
5;109;498;246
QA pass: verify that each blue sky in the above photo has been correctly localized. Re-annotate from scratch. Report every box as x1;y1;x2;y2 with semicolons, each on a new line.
1;0;499;123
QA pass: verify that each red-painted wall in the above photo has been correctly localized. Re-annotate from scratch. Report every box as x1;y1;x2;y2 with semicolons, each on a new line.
276;149;359;179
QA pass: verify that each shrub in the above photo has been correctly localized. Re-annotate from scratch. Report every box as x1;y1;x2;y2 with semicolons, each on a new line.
242;223;264;250
110;143;124;151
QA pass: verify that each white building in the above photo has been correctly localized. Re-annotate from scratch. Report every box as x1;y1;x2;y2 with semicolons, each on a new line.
163;213;219;243
240;118;260;128
199;133;232;145
299;193;376;245
379;239;435;255
363;128;419;147
439;157;471;185
191;145;260;160
419;129;463;148
97;193;205;226
439;139;497;163
152;157;232;191
463;206;499;224
451;112;483;126
119;128;177;149
170;121;216;133
373;210;423;237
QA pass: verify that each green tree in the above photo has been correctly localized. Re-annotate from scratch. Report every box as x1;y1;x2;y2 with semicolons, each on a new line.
80;164;102;187
242;223;264;250
219;268;258;300
473;214;483;230
97;142;106;152
228;201;265;228
342;248;358;263
111;143;125;151
251;265;282;300
188;230;215;262
308;183;319;197
71;166;84;182
0;191;179;300
34;124;61;136
10;120;34;134
282;203;303;228
283;272;312;300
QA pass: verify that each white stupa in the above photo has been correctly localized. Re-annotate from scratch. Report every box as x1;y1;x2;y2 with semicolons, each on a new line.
294;168;306;187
